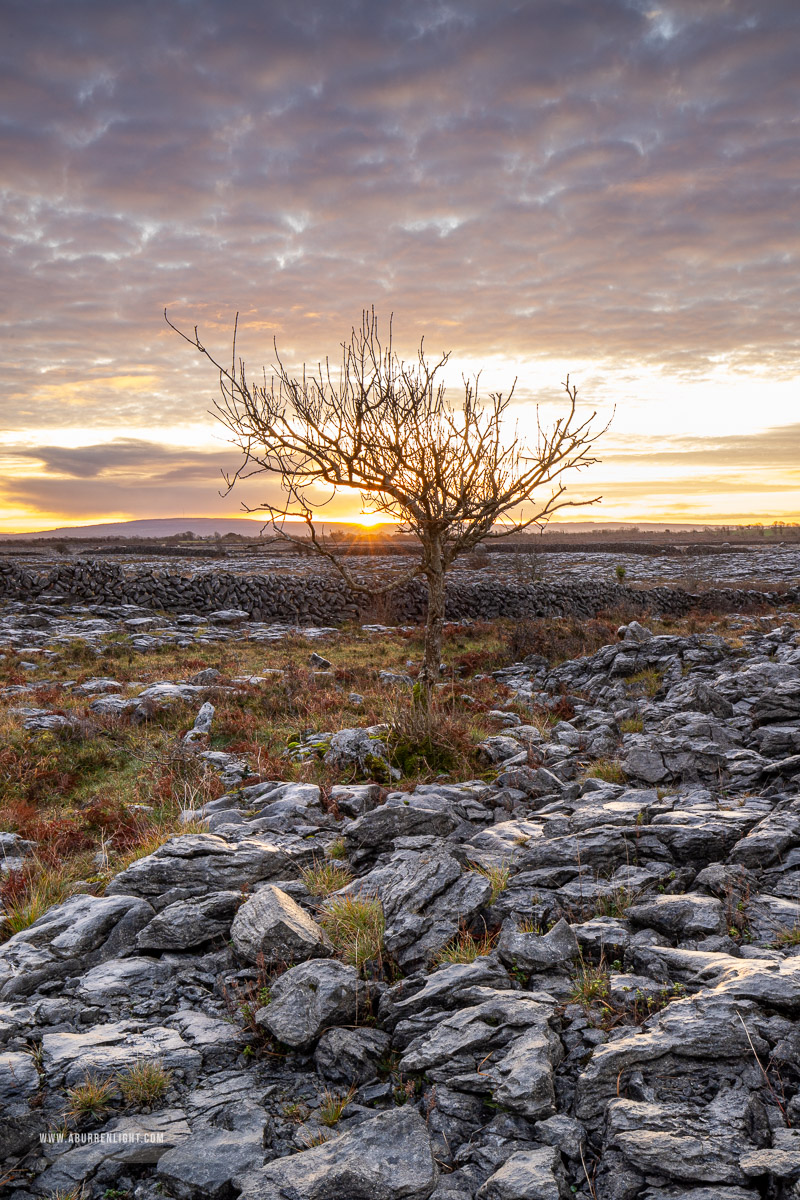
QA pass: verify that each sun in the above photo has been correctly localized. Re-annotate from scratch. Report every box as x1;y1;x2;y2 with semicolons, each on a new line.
352;513;391;528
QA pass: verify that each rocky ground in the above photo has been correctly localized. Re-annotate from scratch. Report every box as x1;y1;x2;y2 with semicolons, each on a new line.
7;540;800;589
1;596;800;1199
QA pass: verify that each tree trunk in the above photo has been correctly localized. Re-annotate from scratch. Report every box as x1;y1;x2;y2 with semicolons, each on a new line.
421;557;446;691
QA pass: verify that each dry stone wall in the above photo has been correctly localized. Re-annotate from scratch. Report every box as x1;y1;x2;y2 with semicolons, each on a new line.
0;557;793;623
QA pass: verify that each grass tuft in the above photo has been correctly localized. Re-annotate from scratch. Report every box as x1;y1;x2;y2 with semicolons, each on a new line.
435;928;498;965
318;894;385;968
318;1085;356;1127
568;957;611;1011
583;758;626;784
65;1074;116;1123
117;1059;172;1107
468;862;510;904
301;859;354;897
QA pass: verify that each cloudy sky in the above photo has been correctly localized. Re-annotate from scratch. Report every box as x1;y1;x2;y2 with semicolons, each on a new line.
2;0;799;532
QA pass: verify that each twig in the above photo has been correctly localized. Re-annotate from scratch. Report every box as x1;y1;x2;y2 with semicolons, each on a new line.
579;1142;598;1200
736;1010;789;1122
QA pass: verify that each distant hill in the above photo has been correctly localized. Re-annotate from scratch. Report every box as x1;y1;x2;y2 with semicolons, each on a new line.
0;517;340;540
0;516;735;540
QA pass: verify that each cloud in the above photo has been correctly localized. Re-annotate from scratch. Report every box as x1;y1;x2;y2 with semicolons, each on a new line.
8;438;227;480
1;0;799;524
607;423;800;471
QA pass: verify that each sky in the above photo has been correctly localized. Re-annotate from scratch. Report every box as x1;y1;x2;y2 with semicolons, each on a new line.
1;0;799;533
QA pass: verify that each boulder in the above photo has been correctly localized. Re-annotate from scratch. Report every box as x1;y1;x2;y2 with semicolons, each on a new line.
340;846;490;971
314;1026;391;1084
136;890;242;950
237;1106;437;1200
498;918;579;971
231;884;332;964
105;834;293;909
256;959;367;1047
626;893;725;939
476;1146;568;1200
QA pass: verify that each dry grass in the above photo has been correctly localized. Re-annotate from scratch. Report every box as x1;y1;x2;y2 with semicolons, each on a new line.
626;667;663;697
301;859;354;897
583;758;627;784
65;1074;116;1122
505;615;623;666
568;958;611;1011
435;928;498;964
467;862;510;904
319;894;385;968
117;1059;172;1107
318;1085;356;1127
1;860;83;936
0;608;756;943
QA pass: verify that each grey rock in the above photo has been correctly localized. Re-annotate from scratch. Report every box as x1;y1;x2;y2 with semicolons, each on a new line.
619;621;653;644
41;1021;202;1086
0;1049;42;1159
533;1114;585;1160
157;1126;266;1199
400;990;562;1119
231;884;332;964
76;955;175;1003
626;894;725;939
136;890;242;950
345;804;460;858
729;808;800;867
89;694;140;717
463;819;544;868
208;608;250;622
166;1010;248;1069
257;959;367;1047
105;834;294;909
314;1026;391;1084
188;667;223;684
605;1091;753;1185
0;892;154;998
31;1110;191;1194
476;1145;567;1199
380;957;514;1030
575;992;766;1121
342;846;490;971
184;700;215;743
324;727;395;779
477;735;529;764
330;782;383;818
498;918;579;971
237;1105;437;1200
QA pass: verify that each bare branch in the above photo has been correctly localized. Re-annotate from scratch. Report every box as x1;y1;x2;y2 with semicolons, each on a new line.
168;307;610;685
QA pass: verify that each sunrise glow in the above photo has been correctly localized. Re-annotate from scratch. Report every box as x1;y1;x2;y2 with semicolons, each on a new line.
1;3;798;533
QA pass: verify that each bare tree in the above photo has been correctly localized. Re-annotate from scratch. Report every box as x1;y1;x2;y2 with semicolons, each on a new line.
167;308;608;686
